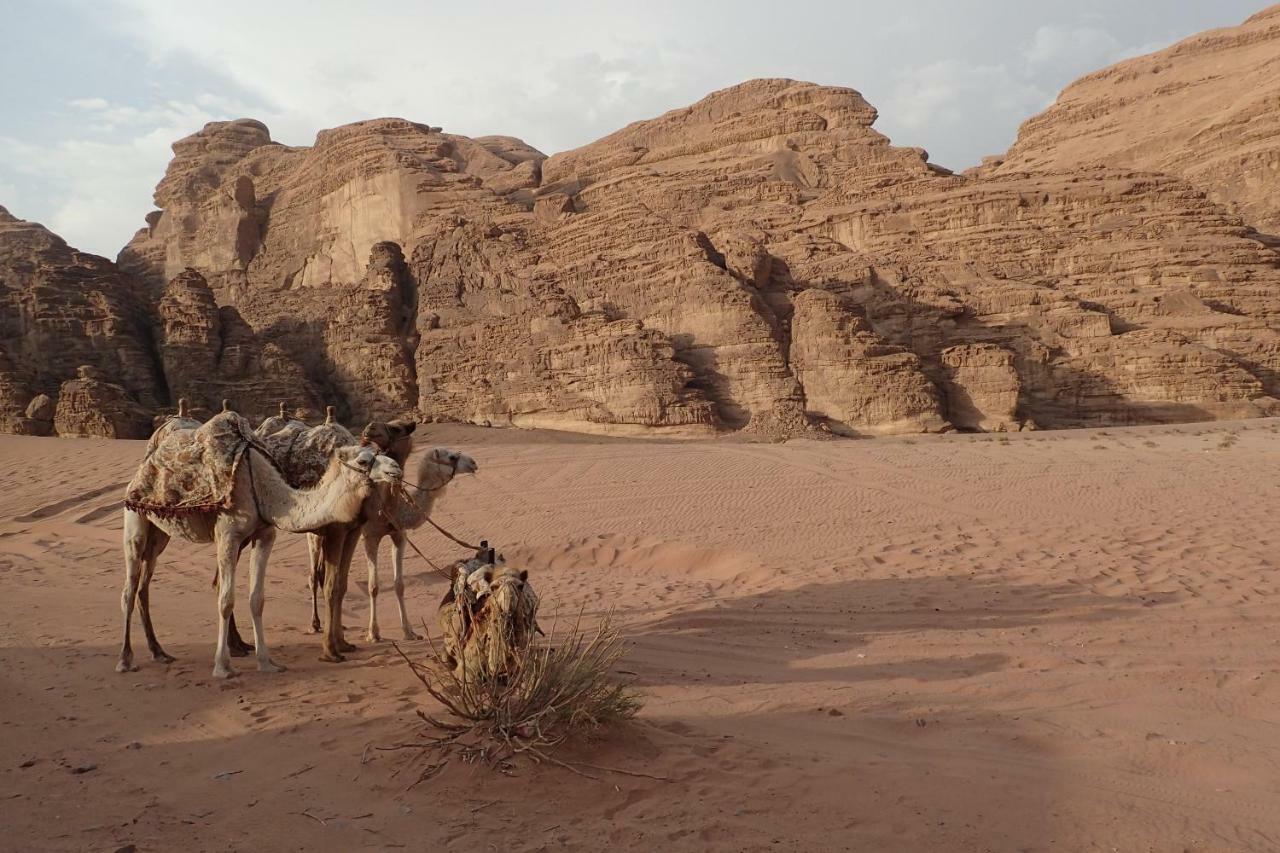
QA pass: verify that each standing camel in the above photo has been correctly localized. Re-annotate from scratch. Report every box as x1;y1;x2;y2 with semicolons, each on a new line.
252;415;417;662
360;447;478;641
118;412;402;678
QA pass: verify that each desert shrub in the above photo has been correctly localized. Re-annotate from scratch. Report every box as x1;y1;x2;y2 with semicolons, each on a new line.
384;611;642;785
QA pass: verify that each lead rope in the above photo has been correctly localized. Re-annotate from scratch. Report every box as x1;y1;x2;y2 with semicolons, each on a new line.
242;442;268;526
378;503;455;581
395;456;484;551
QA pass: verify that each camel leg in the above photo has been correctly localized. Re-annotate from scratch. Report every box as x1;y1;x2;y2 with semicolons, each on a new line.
319;524;348;662
364;532;381;643
307;533;323;634
138;528;174;663
390;532;419;640
117;510;147;672
334;524;360;653
227;614;254;657
248;528;286;673
213;532;244;679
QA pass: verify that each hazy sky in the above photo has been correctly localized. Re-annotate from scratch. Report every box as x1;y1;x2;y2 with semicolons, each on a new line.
0;0;1265;257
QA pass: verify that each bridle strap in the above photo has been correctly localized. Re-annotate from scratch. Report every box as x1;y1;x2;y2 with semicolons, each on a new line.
242;443;268;526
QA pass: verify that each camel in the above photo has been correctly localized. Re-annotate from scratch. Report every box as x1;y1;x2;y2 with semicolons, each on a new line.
438;558;540;680
118;413;402;679
247;412;418;662
358;446;479;642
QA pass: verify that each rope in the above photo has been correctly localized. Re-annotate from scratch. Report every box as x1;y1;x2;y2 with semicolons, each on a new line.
391;469;484;551
378;505;456;581
243;442;268;526
422;514;482;551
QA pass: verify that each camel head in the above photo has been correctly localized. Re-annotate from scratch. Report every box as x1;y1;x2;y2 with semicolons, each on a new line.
361;419;417;466
333;445;403;495
474;565;539;678
416;447;478;492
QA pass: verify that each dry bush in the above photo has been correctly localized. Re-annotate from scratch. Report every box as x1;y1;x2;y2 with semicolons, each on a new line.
382;611;643;785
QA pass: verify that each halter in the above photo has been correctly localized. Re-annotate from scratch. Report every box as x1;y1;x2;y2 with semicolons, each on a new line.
398;451;462;493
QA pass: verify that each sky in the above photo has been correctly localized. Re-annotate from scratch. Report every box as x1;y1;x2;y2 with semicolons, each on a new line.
0;0;1266;258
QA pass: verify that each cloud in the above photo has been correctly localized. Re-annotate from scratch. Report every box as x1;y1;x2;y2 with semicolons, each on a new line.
0;94;262;255
0;0;1260;256
880;61;1048;166
68;97;111;111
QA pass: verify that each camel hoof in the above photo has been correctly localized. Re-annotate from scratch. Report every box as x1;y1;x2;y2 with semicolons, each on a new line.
403;630;421;641
212;666;238;680
152;651;176;664
116;660;138;673
309;621;322;634
319;652;346;663
365;632;381;643
259;659;288;674
337;639;358;653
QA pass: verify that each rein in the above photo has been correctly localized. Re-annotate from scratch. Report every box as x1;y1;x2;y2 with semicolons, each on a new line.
242;442;268;525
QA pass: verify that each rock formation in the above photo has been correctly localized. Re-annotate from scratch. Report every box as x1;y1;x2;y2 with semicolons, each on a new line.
3;7;1280;438
0;206;161;436
989;6;1280;242
52;366;152;439
157;267;323;421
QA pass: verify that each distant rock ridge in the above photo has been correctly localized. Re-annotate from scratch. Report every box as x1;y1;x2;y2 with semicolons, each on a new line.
988;4;1280;241
3;7;1280;438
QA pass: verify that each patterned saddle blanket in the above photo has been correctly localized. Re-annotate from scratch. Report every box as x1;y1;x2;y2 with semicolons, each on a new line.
124;412;271;518
257;422;357;489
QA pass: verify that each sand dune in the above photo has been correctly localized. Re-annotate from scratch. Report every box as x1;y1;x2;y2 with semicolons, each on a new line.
2;422;1280;851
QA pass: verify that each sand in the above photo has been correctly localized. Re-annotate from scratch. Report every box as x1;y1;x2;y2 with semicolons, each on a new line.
2;420;1280;852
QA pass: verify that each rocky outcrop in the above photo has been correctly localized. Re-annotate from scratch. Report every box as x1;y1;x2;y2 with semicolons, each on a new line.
157;267;324;421
941;345;1021;432
0;206;162;436
323;242;419;424
790;289;945;435
990;5;1280;241
6;9;1280;439
53;366;152;439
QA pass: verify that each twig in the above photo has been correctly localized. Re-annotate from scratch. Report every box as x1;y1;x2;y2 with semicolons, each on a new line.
297;810;327;826
570;762;670;782
526;747;600;780
283;764;315;779
471;800;498;813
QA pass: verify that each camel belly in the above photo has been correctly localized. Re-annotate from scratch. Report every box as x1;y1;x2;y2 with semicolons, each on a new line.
153;513;218;543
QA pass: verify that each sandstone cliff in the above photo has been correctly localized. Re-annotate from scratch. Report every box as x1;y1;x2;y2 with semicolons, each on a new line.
5;8;1280;438
990;5;1280;241
0;206;162;434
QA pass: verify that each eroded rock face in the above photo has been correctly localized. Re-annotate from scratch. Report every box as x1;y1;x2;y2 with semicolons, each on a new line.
0;207;162;435
53;366;153;439
790;289;945;435
323;241;419;424
7;9;1280;438
158;267;324;421
941;345;1020;432
990;5;1280;240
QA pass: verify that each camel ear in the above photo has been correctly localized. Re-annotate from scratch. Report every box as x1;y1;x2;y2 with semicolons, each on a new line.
389;419;416;436
519;569;528;582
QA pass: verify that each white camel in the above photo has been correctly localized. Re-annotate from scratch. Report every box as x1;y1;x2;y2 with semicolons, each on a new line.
118;440;402;679
358;447;479;642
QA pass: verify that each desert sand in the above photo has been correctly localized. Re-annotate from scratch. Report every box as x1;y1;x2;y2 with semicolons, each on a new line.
2;422;1280;851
